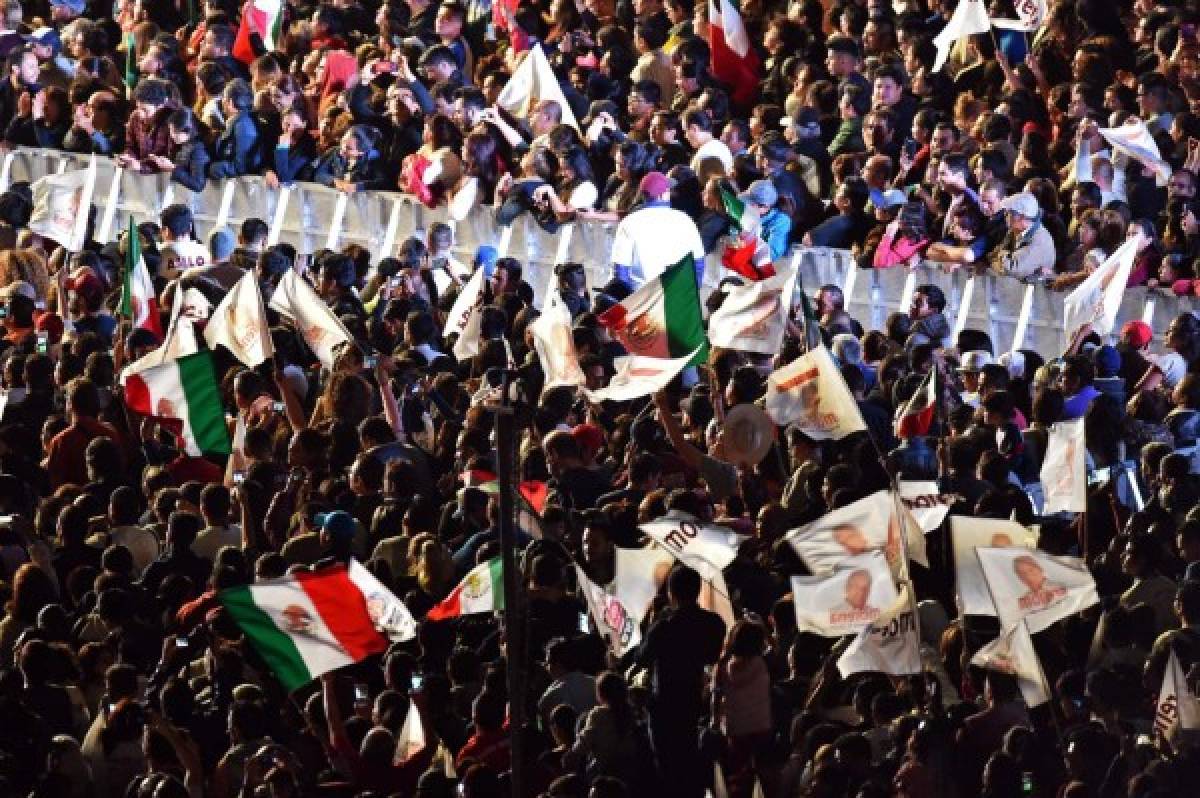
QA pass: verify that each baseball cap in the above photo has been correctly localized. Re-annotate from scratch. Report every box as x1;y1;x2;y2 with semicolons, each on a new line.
27;28;61;55
314;510;357;542
474;244;499;275
0;280;35;301
958;350;993;373
878;188;907;210
209;229;235;262
1120;320;1153;349
738;179;778;208
51;0;86;13
998;350;1026;380
1093;345;1121;378
554;260;584;277
572;423;605;460
638;171;674;198
1000;192;1040;219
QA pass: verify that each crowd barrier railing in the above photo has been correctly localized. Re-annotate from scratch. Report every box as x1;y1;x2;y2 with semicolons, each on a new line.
1;147;1186;360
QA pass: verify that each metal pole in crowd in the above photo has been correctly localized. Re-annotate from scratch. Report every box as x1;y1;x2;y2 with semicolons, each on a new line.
492;373;525;798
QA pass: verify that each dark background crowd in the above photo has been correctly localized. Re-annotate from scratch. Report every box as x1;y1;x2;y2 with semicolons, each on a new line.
1;1;1200;798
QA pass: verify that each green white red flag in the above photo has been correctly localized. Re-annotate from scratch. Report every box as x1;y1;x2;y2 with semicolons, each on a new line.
427;558;505;620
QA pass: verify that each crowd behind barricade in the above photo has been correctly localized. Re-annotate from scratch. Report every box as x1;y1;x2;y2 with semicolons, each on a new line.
5;1;1200;798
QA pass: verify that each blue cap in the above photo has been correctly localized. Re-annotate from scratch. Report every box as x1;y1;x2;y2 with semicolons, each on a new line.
1093;345;1121;378
315;511;356;542
475;245;499;276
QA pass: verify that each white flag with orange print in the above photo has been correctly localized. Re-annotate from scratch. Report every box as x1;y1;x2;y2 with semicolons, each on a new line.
205;271;275;367
268;270;353;369
976;547;1099;634
1040;418;1087;514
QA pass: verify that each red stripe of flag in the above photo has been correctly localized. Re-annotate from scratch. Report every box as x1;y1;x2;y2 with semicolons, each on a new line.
295;566;389;661
426;583;466;621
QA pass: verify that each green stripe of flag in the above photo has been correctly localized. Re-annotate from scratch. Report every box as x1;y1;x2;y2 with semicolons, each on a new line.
221;585;313;692
719;186;746;231
120;216;138;319
660;254;709;366
487;558;505;612
177;352;232;455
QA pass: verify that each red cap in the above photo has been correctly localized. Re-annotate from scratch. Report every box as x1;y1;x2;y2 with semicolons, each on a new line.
1120;320;1153;349
572;423;605;459
34;312;64;344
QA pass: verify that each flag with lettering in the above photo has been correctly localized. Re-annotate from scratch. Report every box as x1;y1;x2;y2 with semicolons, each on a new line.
765;345;866;438
836;584;922;677
786;490;928;576
268;271;353;369
951;517;1038;616
897;481;954;533
976;547;1099;633
791;552;898;637
639;511;747;573
1155;648;1200;744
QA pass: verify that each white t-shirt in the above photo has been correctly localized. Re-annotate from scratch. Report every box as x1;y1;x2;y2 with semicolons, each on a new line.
609;204;706;286
690;137;735;174
161;239;210;280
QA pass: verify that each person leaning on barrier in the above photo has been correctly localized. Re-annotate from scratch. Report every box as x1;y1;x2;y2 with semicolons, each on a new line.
987;192;1055;280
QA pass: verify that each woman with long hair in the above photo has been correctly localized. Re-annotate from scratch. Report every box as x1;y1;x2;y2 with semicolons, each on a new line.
538;147;599;220
563;671;643;784
400;113;464;207
0;562;57;661
712;619;773;798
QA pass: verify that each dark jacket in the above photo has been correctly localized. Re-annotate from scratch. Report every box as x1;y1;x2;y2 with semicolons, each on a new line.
4;116;68;148
208;110;263;178
63;123;125;155
313;149;390;192
169;138;212;192
270;133;318;183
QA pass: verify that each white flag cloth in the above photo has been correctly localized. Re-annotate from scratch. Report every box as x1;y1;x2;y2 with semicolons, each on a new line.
448;177;479;221
1100;120;1173;187
897;481;954;533
583;348;698;403
791;552;898;637
444;266;487;360
951;517;1038;616
1062;236;1139;337
28;156;96;251
971;622;1050;706
1040;418;1087;514
992;0;1047;30
120;288;201;382
707;264;795;354
786;490;928;575
765;345;867;438
530;284;585;388
613;545;675;640
177;288;212;323
496;44;580;130
393;699;426;764
837;584;922;677
933;0;992;72
268;271;353;369
205;272;274;367
639;511;747;572
1155;649;1200;743
577;563;649;656
976;547;1099;633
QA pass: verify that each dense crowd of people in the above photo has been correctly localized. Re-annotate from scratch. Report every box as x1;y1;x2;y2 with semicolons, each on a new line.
2;0;1200;797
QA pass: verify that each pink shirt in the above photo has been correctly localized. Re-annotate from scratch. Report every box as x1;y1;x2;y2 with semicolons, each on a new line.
873;223;929;268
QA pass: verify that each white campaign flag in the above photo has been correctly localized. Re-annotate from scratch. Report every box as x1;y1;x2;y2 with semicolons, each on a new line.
444;266;487;360
496;44;580;130
707;264;795;354
971;622;1050;706
765;345;866;438
1040;419;1087;514
393;699;425;764
613;544;675;637
992;0;1047;30
976;547;1099;633
28;156;97;251
577;563;649;656
1100;119;1173;187
897;481;955;533
951;517;1038;616
1155;649;1200;743
837;584;922;677
448;176;479;221
268;271;353;369
1062;236;1139;337
791;552;898;637
639;511;747;572
786;490;928;576
205;272;274;367
531;282;585;388
583;348;697;403
933;0;992;72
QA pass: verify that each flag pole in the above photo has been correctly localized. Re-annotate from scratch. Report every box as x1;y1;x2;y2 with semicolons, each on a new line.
490;372;526;798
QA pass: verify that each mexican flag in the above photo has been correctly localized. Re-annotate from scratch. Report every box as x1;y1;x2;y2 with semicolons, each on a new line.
121;216;162;337
219;561;415;693
895;367;937;439
708;0;760;108
233;0;285;65
124;351;231;457
597;255;708;366
427;558;504;620
719;187;775;280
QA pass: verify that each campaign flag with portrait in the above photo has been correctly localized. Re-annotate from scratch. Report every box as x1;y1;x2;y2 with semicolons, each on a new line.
951;518;1038;617
976;547;1099;633
786;490;928;576
791;552;898;637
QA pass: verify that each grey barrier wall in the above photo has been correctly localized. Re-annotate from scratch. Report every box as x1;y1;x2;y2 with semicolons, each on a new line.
3;148;1183;360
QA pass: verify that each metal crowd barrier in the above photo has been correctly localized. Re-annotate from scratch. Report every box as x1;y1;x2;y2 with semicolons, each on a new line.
2;147;1187;360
